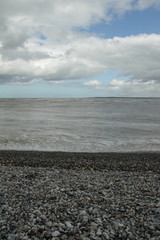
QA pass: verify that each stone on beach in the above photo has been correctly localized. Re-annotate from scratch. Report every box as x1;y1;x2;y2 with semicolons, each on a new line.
0;150;160;239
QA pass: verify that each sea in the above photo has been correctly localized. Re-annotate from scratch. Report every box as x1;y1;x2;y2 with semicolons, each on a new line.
0;98;160;152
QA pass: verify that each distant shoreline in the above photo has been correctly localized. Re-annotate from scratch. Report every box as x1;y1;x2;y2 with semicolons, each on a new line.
0;97;160;99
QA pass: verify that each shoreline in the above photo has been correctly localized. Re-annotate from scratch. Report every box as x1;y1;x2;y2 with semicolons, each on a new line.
0;150;160;172
1;150;160;239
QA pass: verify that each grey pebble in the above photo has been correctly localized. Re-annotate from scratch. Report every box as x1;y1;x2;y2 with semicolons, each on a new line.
65;221;74;228
52;231;61;237
7;234;17;240
0;165;159;240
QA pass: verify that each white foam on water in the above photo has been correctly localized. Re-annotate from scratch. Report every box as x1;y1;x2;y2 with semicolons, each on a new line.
0;98;160;152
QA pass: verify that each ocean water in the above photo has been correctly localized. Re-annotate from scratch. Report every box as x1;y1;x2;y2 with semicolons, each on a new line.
0;98;160;152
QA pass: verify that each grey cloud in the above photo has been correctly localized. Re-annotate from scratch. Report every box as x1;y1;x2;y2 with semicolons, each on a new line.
0;74;30;84
0;34;160;84
2;31;28;50
0;1;160;85
71;34;160;81
1;47;50;61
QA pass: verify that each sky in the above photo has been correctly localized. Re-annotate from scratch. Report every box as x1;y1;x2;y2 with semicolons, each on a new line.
0;0;160;98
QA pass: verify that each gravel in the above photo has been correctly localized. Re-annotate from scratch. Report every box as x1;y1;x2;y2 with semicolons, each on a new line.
0;151;160;240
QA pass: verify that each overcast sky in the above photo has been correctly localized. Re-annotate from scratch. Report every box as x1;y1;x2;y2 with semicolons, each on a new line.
0;0;160;98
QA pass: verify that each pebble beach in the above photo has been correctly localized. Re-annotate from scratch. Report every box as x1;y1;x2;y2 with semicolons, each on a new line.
0;151;160;240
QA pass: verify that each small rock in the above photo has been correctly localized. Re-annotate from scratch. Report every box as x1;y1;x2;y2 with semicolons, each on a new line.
79;210;87;215
149;225;155;230
45;193;52;200
52;231;60;237
110;228;116;236
65;221;73;228
60;234;67;240
96;218;102;225
128;232;135;239
96;228;102;236
103;232;110;240
83;215;89;223
81;236;90;240
43;231;52;238
58;223;66;229
154;230;160;236
90;222;98;229
8;234;17;240
46;221;53;227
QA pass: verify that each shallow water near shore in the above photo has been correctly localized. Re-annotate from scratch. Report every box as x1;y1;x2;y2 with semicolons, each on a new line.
0;98;160;152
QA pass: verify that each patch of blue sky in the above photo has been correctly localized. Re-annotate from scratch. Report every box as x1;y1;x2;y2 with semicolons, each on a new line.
0;83;41;98
76;8;160;38
34;31;47;46
79;71;131;84
35;31;47;40
0;81;94;98
0;71;133;98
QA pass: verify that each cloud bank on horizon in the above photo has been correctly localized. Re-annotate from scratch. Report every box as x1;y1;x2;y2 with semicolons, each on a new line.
0;0;160;97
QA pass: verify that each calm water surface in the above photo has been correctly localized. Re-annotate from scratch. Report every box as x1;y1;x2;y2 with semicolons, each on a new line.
0;98;160;152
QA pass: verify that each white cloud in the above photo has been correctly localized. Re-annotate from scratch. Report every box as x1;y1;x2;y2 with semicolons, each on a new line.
108;79;160;96
0;0;160;89
88;79;160;97
109;78;159;89
135;0;160;10
84;80;102;88
1;34;160;85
